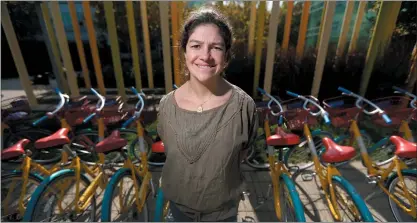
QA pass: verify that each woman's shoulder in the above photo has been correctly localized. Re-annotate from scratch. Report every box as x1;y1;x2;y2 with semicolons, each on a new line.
229;84;257;111
158;90;175;113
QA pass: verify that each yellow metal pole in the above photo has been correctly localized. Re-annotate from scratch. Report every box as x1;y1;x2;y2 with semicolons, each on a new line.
39;2;69;93
50;1;80;97
248;1;257;56
160;2;173;93
359;2;402;96
126;1;142;90
83;1;106;96
253;1;266;97
348;1;367;54
311;1;336;97
263;1;281;100
295;1;311;62
140;1;154;88
281;0;294;54
335;1;355;60
104;1;126;101
171;2;181;87
68;1;91;89
316;1;328;50
407;42;417;92
1;2;38;106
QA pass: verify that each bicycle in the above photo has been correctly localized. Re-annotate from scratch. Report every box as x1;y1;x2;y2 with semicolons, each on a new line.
22;88;119;221
254;88;306;221
332;86;416;222
100;87;155;222
285;90;375;222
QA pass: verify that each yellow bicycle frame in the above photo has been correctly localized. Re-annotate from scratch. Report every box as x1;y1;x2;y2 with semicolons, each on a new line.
349;120;416;219
304;123;361;221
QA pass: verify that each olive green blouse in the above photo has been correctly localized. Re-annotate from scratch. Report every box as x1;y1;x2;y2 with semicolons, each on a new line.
157;84;258;221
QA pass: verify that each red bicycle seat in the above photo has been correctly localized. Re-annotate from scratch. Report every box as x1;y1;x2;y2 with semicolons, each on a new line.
152;141;165;153
266;127;300;146
95;130;127;153
390;136;417;159
321;137;356;163
35;128;71;149
1;139;29;160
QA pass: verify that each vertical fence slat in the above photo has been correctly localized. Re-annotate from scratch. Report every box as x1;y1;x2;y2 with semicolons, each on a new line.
38;3;69;93
335;1;354;60
140;1;154;88
83;1;106;95
1;2;38;106
126;1;142;90
104;1;126;101
407;43;417;92
50;1;80;97
316;1;328;50
253;1;266;97
160;2;173;93
68;1;91;89
348;1;367;54
295;1;311;62
281;1;293;53
171;2;181;87
359;1;402;96
311;1;336;97
247;1;257;56
263;1;281;100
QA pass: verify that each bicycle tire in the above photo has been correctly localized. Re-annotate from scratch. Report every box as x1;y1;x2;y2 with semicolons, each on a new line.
283;130;334;171
330;175;375;222
386;169;417;222
121;129;162;166
2;129;61;164
101;168;149;222
278;174;306;222
1;171;43;222
22;169;96;222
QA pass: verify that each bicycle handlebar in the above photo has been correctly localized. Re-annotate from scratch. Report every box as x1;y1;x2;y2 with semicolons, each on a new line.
393;86;417;109
286;90;331;125
121;87;145;129
32;87;69;126
337;86;392;124
83;88;105;124
257;88;284;117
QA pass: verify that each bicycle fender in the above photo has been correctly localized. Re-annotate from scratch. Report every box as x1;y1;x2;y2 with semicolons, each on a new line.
101;168;131;221
384;169;417;188
280;174;306;222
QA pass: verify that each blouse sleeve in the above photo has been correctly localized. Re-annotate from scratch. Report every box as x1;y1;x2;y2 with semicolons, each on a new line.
157;95;167;142
243;100;259;151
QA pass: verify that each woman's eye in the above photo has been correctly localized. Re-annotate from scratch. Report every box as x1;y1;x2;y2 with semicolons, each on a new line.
191;45;200;49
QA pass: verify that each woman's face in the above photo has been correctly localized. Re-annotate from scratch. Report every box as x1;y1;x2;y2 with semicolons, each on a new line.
184;24;227;83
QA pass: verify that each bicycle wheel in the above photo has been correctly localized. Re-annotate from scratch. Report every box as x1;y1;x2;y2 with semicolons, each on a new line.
387;170;417;222
22;169;96;222
330;176;375;222
1;171;43;222
276;174;306;222
154;188;172;222
2;129;61;164
284;131;333;171
120;129;160;166
244;134;269;169
101;168;149;222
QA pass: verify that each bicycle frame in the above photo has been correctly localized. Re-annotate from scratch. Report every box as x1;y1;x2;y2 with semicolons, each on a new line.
349;119;416;218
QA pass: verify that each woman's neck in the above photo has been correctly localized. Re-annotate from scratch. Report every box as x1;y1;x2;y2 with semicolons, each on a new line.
187;76;224;98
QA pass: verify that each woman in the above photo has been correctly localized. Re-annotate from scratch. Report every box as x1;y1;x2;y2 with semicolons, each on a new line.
157;6;258;222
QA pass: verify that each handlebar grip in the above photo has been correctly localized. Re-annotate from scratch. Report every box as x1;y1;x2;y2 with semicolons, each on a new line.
32;115;48;126
286;91;299;98
131;87;139;95
173;84;178;89
257;87;266;95
382;114;392;125
338;87;353;95
83;113;96;124
121;116;136;129
54;87;61;94
90;88;99;96
278;115;284;126
392;86;407;94
323;114;331;125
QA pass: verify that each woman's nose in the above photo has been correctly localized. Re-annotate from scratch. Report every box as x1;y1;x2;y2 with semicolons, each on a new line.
199;47;211;60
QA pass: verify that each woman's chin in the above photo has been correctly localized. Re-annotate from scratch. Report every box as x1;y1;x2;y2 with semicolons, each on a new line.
191;72;218;83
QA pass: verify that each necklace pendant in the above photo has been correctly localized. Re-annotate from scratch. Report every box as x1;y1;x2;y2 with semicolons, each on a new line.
197;106;203;113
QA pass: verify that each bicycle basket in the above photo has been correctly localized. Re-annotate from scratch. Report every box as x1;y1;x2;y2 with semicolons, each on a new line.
371;96;413;127
322;95;362;128
280;97;320;131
